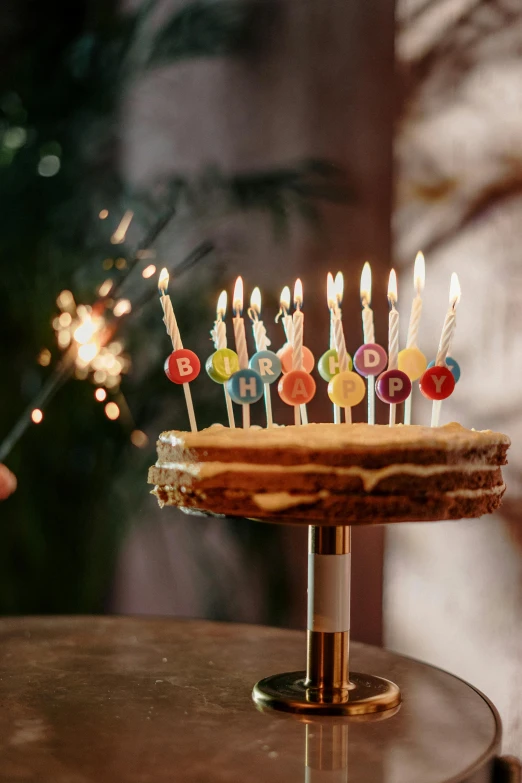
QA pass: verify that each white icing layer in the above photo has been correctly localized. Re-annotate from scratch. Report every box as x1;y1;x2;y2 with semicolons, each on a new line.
155;460;498;492
159;422;510;452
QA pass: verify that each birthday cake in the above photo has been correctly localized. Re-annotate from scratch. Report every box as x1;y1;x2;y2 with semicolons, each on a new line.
148;422;510;524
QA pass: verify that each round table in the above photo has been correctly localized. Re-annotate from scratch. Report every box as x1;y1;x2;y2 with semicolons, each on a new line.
0;617;508;782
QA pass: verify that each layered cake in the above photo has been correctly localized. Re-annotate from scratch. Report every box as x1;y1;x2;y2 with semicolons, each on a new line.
148;422;510;525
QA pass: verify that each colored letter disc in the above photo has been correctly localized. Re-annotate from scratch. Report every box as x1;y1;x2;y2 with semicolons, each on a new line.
353;343;388;377
165;349;201;384
427;356;461;383
318;349;353;381
375;369;412;404
249;350;282;384
419;365;456;401
278;370;316;406
279;344;315;374
398;347;428;381
327;370;366;407
205;348;240;384
226;368;264;404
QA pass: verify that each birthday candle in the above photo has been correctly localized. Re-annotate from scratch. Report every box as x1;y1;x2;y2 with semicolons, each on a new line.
360;262;376;424
248;287;275;427
327;272;352;423
430;273;461;427
387;269;399;426
403;252;427;425
210;290;235;429
278;286;294;345
232;276;250;429
360;262;375;344
158;268;198;433
292;279;305;426
326;273;341;424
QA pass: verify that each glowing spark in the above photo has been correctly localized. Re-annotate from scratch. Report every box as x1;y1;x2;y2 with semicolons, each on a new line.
105;402;120;420
131;430;148;448
95;388;107;402
142;264;156;279
37;349;51;367
113;299;132;317
99;209;109;220
58;312;72;328
110;210;134;245
31;409;43;424
57;290;74;310
98;279;113;297
78;343;99;364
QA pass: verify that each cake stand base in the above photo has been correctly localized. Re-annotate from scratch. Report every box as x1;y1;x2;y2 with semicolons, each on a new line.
252;670;401;716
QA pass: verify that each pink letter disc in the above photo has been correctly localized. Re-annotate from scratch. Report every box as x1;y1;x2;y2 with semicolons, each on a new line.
353;343;387;377
375;369;411;404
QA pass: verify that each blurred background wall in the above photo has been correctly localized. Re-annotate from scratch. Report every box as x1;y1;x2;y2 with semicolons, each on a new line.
387;0;522;756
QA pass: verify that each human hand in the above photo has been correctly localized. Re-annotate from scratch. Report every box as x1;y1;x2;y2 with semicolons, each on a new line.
0;465;16;500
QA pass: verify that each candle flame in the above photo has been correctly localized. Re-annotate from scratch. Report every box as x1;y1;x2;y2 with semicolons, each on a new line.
334;271;344;304
414;251;425;295
158;268;169;293
280;285;291;311
360;262;372;305
326;272;336;309
250;286;262;315
233;276;243;315
388;269;398;305
449;272;461;306
217;290;227;318
294;278;303;308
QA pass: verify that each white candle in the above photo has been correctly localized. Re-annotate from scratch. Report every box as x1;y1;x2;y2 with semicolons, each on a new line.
360;262;375;344
327;273;341;424
158;268;197;433
387;269;399;426
292;279;304;371
431;273;461;428
328;272;351;423
360;262;376;425
404;252;426;426
277;285;294;346
211;290;235;429
248;287;274;428
232;276;250;429
435;273;461;366
406;251;425;349
248;287;270;352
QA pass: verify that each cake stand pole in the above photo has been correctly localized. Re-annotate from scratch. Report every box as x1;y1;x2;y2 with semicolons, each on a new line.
306;525;351;691
253;523;401;716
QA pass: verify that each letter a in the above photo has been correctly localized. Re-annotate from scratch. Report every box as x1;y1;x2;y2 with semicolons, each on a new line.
292;379;307;399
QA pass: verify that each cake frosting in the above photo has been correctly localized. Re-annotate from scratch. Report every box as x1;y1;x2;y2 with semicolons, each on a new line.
148;422;510;525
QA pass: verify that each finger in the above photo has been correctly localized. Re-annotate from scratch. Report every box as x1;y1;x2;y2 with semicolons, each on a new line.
0;464;17;500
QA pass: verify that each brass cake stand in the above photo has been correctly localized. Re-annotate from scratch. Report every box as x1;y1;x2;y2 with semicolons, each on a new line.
252;522;400;716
